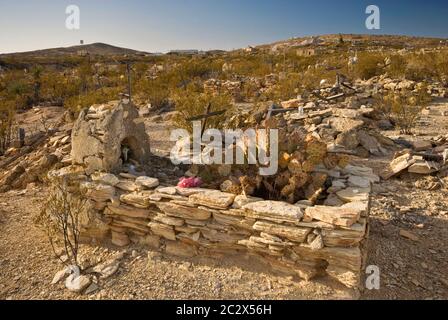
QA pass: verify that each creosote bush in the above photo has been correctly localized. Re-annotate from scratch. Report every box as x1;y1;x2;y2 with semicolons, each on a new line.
353;52;385;80
0;101;16;155
375;84;431;134
35;176;87;268
172;85;234;133
63;87;121;112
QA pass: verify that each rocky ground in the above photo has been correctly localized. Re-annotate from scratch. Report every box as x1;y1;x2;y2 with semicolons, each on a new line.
359;98;448;299
1;100;448;300
0;186;355;300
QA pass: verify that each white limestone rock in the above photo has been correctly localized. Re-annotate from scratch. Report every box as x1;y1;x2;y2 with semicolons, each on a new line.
135;176;159;189
243;201;303;223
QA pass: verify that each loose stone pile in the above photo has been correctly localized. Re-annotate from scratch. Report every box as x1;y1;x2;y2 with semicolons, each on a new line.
282;106;395;158
49;161;374;289
203;79;242;100
382;147;448;179
0;120;71;193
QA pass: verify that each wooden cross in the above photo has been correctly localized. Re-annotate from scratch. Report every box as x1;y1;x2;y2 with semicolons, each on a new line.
18;128;25;147
265;104;297;121
186;103;226;136
126;62;132;103
113;56;133;103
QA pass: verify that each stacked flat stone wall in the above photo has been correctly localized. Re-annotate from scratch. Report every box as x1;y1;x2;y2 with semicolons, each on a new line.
50;163;374;289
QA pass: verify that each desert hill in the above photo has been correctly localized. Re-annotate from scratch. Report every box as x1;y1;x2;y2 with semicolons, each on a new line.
0;42;150;58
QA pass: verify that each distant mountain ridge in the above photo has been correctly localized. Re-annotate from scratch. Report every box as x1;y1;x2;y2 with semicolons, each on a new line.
0;42;151;57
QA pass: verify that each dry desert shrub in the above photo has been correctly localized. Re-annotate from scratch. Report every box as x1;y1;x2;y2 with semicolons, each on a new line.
0;101;16;155
172;85;233;133
353;52;385;80
135;76;171;109
375;84;431;134
267;72;301;102
63;87;121;112
35;177;87;268
387;54;408;79
435;50;448;84
404;54;437;82
387;51;447;83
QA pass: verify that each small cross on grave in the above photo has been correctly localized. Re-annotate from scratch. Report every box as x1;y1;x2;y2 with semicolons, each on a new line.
186;103;226;136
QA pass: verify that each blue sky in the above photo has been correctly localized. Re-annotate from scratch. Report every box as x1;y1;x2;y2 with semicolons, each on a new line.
0;0;447;54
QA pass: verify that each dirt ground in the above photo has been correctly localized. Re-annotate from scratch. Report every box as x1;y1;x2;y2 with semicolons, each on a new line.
0;102;447;300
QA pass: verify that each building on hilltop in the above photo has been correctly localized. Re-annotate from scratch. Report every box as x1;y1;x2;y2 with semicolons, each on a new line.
167;49;200;55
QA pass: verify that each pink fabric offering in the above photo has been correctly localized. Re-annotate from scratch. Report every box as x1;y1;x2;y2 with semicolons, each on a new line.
177;177;202;188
